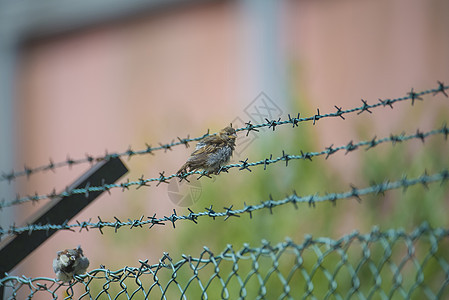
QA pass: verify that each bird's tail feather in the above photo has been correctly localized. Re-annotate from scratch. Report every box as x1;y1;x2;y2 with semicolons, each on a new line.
177;163;189;175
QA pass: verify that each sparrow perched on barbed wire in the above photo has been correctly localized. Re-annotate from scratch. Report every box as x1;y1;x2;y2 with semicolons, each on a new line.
177;125;237;176
53;246;90;282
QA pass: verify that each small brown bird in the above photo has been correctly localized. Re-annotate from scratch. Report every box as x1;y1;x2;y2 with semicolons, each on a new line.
177;126;237;175
53;246;90;282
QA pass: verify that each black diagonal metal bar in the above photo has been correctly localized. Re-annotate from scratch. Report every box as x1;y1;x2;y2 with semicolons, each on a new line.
0;157;128;298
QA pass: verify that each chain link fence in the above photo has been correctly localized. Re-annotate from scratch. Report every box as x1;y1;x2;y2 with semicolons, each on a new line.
1;223;448;299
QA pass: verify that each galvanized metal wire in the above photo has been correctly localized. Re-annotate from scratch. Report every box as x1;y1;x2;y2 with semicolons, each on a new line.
1;82;447;183
1;168;447;237
2;123;447;209
1;223;448;299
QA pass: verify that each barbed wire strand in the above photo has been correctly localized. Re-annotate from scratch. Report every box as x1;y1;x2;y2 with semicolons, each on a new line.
2;82;447;183
0;222;448;299
1;168;448;237
3;124;448;209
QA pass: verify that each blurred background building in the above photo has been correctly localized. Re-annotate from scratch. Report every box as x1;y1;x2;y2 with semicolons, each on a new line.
1;0;448;298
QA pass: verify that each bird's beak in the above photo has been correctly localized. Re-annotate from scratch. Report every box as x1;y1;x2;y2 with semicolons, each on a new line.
231;133;237;139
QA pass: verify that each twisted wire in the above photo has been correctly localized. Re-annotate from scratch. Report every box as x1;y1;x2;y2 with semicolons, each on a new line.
2;124;448;209
1;168;447;237
1;82;447;183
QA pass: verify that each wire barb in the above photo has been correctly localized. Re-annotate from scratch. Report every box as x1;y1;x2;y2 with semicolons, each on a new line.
357;99;372;114
408;88;423;105
334;106;345;120
288;113;301;127
313;108;320;125
378;98;394;109
244;121;260;136
265;118;281;131
434;81;448;97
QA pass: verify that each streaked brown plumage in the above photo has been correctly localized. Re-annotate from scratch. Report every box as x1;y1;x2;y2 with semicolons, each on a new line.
177;126;237;175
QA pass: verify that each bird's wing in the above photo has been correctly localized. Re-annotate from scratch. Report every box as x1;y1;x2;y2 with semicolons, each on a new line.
185;144;218;170
199;135;224;145
189;144;213;160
